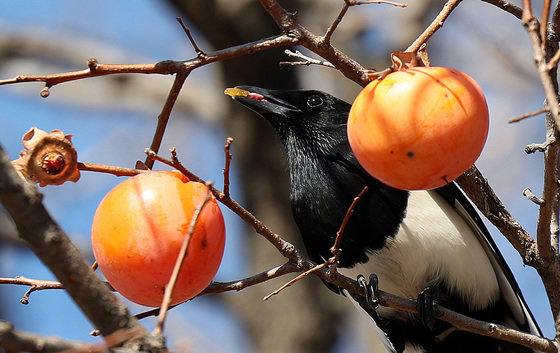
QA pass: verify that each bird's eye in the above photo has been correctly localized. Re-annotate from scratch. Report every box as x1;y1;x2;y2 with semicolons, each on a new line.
307;95;323;108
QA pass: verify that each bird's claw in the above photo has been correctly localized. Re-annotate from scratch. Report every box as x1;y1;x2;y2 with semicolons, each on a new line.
357;274;379;309
417;286;440;330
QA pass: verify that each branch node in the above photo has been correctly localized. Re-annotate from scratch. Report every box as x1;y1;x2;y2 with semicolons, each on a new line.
40;86;50;98
87;58;99;71
525;137;557;153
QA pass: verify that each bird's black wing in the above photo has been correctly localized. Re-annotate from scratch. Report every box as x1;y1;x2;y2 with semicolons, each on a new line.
435;183;541;337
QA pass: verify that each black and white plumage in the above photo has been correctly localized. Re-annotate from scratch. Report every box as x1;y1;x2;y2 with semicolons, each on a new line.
230;85;541;352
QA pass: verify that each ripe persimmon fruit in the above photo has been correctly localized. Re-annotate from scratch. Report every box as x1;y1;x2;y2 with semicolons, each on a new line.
91;171;225;307
347;66;489;190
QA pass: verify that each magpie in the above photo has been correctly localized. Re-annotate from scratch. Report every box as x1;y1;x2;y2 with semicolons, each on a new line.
228;85;541;352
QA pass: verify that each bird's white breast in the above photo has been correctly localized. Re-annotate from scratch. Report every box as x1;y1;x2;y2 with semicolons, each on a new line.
340;190;500;320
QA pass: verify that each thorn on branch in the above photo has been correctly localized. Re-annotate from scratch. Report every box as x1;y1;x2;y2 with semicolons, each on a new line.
523;187;545;206
279;49;335;68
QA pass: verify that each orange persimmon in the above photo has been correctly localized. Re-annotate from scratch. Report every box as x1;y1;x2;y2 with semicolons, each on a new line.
347;66;489;190
91;171;225;307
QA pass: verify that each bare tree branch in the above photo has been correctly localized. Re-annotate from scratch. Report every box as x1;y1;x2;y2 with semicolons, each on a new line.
0;321;88;353
481;0;523;19
144;68;189;169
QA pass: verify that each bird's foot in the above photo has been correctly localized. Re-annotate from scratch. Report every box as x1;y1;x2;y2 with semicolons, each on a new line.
357;274;379;310
416;286;441;330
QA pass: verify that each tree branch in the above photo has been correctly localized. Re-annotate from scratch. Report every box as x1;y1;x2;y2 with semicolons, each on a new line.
144;68;189;169
0;321;88;353
0;35;299;92
456;166;539;264
481;0;523;19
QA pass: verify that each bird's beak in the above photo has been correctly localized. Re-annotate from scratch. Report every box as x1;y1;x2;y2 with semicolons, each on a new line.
224;85;300;115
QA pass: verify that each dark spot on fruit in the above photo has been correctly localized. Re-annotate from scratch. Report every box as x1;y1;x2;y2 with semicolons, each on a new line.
201;236;207;249
390;150;395;154
407;151;415;158
444;93;449;98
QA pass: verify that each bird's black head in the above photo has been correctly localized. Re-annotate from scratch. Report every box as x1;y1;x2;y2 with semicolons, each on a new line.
227;86;352;153
228;85;408;270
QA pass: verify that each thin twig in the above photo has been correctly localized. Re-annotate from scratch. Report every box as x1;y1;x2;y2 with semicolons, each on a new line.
405;0;463;53
0;61;180;88
144;68;189;169
509;107;548;123
0;276;64;304
323;0;351;45
263;262;329;301
222;137;234;198
0;34;300;90
77;162;146;177
202;262;298;295
177;17;207;58
154;185;213;335
328;186;369;276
